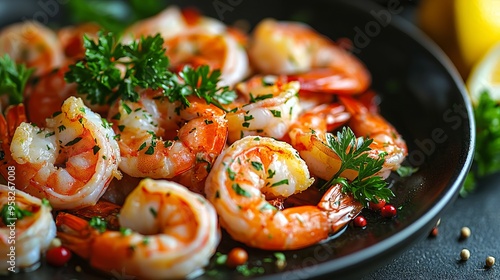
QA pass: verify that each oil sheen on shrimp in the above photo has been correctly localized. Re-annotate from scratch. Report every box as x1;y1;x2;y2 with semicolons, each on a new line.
249;18;371;94
1;96;121;210
0;185;56;273
226;77;301;143
205;136;363;250
56;179;220;279
107;90;227;187
0;21;64;77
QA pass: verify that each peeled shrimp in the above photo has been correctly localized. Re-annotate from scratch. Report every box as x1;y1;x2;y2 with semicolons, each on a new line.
123;6;226;43
339;96;408;177
0;21;64;77
287;102;358;180
249;18;370;94
289;97;407;181
226;76;301;143
0;184;56;273
0;96;121;210
56;179;220;279
57;22;101;60
107;90;227;192
164;30;249;86
205;136;363;250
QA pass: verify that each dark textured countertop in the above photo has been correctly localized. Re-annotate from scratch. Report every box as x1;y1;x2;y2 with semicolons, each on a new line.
364;173;500;280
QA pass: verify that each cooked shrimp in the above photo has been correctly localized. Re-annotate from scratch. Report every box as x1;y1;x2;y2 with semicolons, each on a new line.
0;96;121;210
226;76;301;143
23;64;108;127
339;96;408;177
0;184;56;273
0;21;64;77
107;90;227;184
249;18;371;94
23;65;76;127
57;22;101;60
164;30;249;86
123;6;226;43
56;179;220;279
205;136;363;250
287;102;356;181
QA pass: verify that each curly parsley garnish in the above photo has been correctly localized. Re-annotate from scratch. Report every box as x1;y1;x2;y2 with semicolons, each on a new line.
320;126;394;207
463;90;500;196
0;54;34;105
64;32;236;110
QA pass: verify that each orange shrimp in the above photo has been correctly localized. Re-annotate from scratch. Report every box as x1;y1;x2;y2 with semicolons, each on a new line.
205;136;363;250
56;179;220;279
339;96;408;178
249;18;371;94
0;185;56;273
57;22;101;61
0;96;121;210
225;75;301;143
287;103;359;181
0;21;64;77
107;90;228;192
163;30;249;87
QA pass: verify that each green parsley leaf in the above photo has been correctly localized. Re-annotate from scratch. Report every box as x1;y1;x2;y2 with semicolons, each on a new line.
396;165;418;177
321;126;394;207
0;54;34;105
65;32;171;106
462;90;500;196
89;216;107;233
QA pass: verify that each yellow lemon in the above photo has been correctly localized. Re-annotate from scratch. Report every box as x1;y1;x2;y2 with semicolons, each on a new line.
466;41;500;105
455;0;500;73
418;0;500;78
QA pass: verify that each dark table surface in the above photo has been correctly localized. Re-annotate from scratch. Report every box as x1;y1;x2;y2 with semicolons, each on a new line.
364;174;500;280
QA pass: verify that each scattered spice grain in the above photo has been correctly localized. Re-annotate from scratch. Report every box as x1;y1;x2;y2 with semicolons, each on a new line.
486;256;495;268
460;249;470;261
460;227;471;239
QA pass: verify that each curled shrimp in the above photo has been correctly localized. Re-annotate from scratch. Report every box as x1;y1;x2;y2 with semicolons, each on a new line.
164;30;249;87
339;96;408;177
249;18;370;94
0;21;64;77
205;136;363;250
287;102;358;180
23;65;76;127
56;179;220;279
0;184;56;273
107;90;227;193
226;76;301;143
57;22;101;61
123;6;226;42
0;96;121;210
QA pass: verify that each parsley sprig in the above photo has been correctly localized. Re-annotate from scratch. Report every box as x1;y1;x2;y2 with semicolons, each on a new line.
463;90;500;196
65;32;171;105
64;32;236;110
320;127;394;207
0;54;34;105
